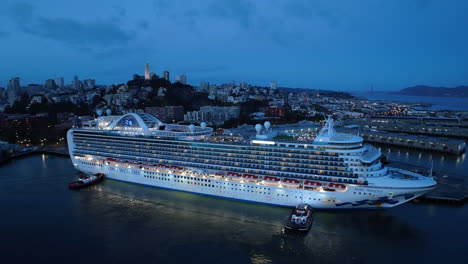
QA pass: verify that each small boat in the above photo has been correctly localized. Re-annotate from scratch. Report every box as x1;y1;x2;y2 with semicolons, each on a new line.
304;181;322;188
227;172;243;181
242;174;259;182
68;173;104;189
281;178;302;187
325;183;347;191
284;204;314;232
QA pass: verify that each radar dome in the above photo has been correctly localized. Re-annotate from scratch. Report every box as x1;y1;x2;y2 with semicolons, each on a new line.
96;109;103;116
106;109;112;115
200;122;207;128
264;121;271;130
189;124;195;132
255;124;262;134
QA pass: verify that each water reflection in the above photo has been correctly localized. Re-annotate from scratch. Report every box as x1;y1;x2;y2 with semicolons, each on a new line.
70;179;425;263
1;154;467;264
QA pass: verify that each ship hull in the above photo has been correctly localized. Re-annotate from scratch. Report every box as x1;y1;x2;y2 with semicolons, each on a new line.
72;158;432;209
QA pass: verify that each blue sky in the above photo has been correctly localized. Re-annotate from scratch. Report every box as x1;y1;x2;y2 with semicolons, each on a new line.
1;0;467;91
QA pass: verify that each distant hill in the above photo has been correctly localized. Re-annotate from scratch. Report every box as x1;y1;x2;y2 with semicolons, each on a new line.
392;85;468;97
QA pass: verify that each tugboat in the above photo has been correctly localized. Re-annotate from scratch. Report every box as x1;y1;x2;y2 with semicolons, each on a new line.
284;204;314;232
68;173;104;189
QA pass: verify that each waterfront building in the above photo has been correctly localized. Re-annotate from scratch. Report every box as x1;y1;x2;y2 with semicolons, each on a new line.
145;106;184;123
184;106;240;125
265;107;286;117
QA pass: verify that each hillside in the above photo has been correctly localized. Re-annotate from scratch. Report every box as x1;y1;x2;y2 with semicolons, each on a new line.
392;85;468;97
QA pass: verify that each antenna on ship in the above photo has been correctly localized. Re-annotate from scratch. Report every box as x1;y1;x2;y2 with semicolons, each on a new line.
255;124;262;135
429;160;434;179
264;121;271;133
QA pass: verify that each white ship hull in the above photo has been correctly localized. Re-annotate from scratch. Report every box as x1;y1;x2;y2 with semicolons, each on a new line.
72;157;432;209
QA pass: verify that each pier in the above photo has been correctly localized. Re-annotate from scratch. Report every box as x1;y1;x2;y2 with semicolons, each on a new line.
358;130;465;155
0;146;69;165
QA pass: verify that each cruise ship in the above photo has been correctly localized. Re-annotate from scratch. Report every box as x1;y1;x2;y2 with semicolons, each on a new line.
67;113;436;209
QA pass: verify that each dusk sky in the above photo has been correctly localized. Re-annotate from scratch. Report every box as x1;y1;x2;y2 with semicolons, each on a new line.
1;0;467;91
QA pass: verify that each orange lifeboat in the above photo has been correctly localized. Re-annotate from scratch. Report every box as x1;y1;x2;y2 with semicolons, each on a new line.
304;181;322;188
242;174;259;182
281;178;302;187
263;176;280;182
327;183;347;191
227;172;243;180
242;174;259;179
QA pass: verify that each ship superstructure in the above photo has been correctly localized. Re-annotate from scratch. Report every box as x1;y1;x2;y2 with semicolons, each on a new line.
67;113;436;209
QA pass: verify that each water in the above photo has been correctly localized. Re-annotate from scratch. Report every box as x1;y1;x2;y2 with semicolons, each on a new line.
351;91;468;111
1;153;467;263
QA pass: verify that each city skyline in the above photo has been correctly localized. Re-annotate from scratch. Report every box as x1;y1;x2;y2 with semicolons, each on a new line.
1;0;467;91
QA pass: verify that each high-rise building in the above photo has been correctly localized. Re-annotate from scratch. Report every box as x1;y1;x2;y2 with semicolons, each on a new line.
198;81;209;93
7;77;20;105
271;81;278;90
44;79;57;90
144;106;184;122
84;79;96;89
175;74;187;84
56;77;64;88
72;75;82;89
145;63;150;80
163;70;170;81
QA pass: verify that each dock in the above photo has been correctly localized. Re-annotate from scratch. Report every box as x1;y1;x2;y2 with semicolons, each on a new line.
0;146;69;166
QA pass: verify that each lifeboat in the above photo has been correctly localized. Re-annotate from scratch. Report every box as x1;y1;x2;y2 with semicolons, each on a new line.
263;176;281;185
281;178;302;187
242;174;259;182
227;172;243;180
170;165;184;171
326;183;347;191
263;176;281;183
242;174;259;179
304;181;322;188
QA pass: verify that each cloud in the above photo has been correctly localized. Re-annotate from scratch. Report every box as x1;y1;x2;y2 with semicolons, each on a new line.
283;0;342;28
8;2;135;53
205;0;255;28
